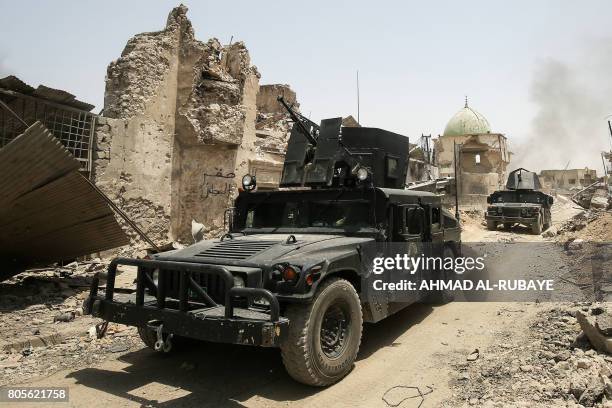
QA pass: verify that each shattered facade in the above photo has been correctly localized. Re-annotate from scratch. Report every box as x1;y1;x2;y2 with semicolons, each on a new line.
540;168;598;192
435;101;510;210
93;5;296;245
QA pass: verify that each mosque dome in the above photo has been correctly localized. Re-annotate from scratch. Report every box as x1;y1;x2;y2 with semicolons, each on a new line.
443;99;491;136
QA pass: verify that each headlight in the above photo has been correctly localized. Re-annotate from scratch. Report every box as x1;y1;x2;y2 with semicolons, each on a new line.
241;174;256;191
497;207;503;214
356;167;369;181
273;263;300;283
233;275;245;288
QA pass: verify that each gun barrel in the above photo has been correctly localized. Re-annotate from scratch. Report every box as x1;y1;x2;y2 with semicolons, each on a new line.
277;96;318;146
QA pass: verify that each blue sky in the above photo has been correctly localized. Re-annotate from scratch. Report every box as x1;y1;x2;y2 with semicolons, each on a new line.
1;0;611;169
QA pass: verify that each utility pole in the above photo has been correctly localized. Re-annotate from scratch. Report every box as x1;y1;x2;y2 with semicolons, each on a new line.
454;141;460;222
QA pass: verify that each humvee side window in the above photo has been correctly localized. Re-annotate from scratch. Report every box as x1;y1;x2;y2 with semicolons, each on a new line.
405;208;422;235
386;156;399;179
431;207;440;229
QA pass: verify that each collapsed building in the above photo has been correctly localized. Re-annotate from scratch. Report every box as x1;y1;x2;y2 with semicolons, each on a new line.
434;99;511;210
92;5;297;245
539;168;598;192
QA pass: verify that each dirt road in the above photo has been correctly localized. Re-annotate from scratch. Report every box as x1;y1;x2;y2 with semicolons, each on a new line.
3;198;587;407
6;302;544;408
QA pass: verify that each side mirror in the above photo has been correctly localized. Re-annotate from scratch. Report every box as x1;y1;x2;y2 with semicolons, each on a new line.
486;196;492;204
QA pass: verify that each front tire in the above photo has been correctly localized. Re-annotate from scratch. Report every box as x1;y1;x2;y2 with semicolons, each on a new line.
281;277;363;386
486;220;497;230
425;245;456;304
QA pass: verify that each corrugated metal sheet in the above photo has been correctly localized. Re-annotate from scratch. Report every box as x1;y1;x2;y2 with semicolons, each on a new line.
0;122;80;207
0;122;129;278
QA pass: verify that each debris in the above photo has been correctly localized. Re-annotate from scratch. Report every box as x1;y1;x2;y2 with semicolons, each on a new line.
576;310;612;354
53;312;75;323
542;227;558;238
108;340;129;353
467;349;480;361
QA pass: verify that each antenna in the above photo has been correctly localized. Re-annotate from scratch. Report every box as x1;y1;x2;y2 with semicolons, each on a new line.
356;70;360;124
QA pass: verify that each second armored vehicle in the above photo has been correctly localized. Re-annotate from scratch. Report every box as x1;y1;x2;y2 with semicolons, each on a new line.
485;168;554;234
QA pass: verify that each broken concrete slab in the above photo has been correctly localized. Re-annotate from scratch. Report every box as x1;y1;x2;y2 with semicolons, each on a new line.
576;310;612;354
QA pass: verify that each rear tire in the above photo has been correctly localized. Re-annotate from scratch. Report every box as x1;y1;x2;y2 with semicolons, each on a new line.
486;220;497;230
531;215;543;234
280;277;363;386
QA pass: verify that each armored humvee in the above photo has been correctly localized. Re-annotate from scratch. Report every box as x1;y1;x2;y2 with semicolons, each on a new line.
83;98;461;386
485;168;554;234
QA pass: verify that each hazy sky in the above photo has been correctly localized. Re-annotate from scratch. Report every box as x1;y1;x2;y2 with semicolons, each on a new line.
1;0;611;170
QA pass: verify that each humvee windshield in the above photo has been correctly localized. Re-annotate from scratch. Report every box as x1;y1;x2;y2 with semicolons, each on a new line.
243;200;372;230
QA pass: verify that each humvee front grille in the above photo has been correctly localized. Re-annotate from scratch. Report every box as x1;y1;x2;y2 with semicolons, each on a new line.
163;269;228;304
195;240;279;260
504;208;522;217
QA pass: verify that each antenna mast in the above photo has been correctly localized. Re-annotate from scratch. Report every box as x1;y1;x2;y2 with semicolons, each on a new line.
356;70;360;124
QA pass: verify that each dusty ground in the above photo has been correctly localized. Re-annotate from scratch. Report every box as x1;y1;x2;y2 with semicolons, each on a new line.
1;197;610;407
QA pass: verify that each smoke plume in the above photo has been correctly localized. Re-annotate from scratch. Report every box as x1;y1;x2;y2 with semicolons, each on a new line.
512;40;612;173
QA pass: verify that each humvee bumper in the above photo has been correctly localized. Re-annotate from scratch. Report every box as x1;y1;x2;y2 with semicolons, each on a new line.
485;214;536;224
83;258;288;347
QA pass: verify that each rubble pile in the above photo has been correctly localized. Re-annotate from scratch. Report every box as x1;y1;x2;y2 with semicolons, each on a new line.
1;321;139;386
0;261;143;386
452;304;612;407
556;210;612;242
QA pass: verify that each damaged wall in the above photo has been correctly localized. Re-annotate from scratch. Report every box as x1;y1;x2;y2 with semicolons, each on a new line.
255;84;296;155
435;133;510;209
93;5;296;245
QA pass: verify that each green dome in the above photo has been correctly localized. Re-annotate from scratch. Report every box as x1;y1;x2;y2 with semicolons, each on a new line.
443;101;491;136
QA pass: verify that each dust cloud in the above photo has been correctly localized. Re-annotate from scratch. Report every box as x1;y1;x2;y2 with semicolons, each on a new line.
511;40;612;173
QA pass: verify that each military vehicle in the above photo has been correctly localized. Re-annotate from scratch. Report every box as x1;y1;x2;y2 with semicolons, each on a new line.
83;98;461;386
485;168;553;234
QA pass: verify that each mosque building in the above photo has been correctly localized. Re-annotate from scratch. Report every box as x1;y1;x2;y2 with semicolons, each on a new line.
434;98;511;209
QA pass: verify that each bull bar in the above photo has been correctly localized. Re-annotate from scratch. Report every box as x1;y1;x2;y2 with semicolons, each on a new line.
83;258;288;347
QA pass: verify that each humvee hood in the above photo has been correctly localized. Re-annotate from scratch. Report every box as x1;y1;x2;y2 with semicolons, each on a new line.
155;233;373;265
